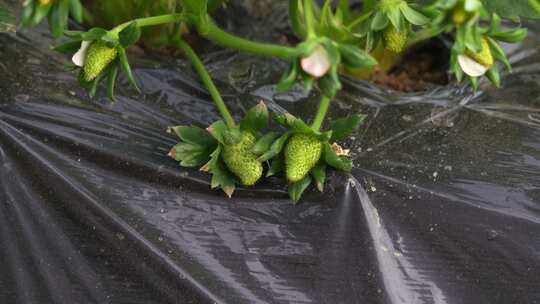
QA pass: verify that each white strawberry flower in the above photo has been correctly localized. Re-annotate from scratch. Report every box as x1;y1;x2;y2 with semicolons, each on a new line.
457;54;488;77
72;40;91;67
301;45;331;78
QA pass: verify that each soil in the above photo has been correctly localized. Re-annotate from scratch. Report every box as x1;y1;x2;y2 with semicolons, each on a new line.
370;40;450;92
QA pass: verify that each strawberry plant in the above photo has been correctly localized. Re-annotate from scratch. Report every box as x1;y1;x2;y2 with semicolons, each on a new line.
17;0;540;202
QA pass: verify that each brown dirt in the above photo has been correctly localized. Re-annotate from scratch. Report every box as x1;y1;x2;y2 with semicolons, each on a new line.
370;41;450;92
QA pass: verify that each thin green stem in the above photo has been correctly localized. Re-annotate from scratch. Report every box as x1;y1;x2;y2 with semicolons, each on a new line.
111;13;184;34
175;39;236;128
303;0;317;39
311;95;332;131
203;19;299;59
529;0;540;14
406;26;445;48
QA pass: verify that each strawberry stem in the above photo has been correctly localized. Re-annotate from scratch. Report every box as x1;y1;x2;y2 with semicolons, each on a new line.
175;39;236;128
111;13;185;35
203;18;299;59
311;95;331;131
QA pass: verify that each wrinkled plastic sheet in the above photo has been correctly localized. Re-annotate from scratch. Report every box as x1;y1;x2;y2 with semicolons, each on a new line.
1;22;540;304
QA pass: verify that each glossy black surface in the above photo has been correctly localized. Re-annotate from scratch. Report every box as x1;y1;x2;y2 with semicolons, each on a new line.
0;19;539;304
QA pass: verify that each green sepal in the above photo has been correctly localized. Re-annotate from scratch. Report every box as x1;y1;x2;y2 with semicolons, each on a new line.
223;127;242;145
207;120;229;144
81;28;108;41
53;39;83;54
399;3;430;26
252;132;279;156
258;132;292;162
330;114;367;141
318;65;341;98
469;76;479;91
387;7;405;32
203;146;236;198
69;0;83;23
371;10;389;31
240;101;269;133
338;43;377;69
311;163;327;192
106;64;119;101
288;176;312;203
485;65;501;87
277;60;299;92
490;28;528;43
118;46;140;92
119;22;142;48
323;143;352;171
48;0;69;37
266;156;284;177
32;2;52;26
274;113;312;133
486;37;511;71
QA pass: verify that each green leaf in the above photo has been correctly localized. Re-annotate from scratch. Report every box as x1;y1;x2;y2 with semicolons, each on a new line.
258;132;292;162
323;143;353;171
288;176;312;203
330;114;367;141
240;101;269;133
207;120;228;144
252;132;279;156
106;64;119;101
171;125;216;147
481;0;540;19
169;142;214;168
399;3;430;25
119;22;142;47
311;164;326;192
118;47;140;92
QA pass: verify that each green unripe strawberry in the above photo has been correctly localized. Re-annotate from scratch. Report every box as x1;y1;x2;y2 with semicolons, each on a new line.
222;131;263;186
284;133;323;183
83;41;118;82
466;38;493;67
383;26;408;54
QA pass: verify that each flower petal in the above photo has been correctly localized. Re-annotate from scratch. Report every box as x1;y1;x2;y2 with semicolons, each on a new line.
72;41;91;67
458;54;488;77
301;46;331;78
